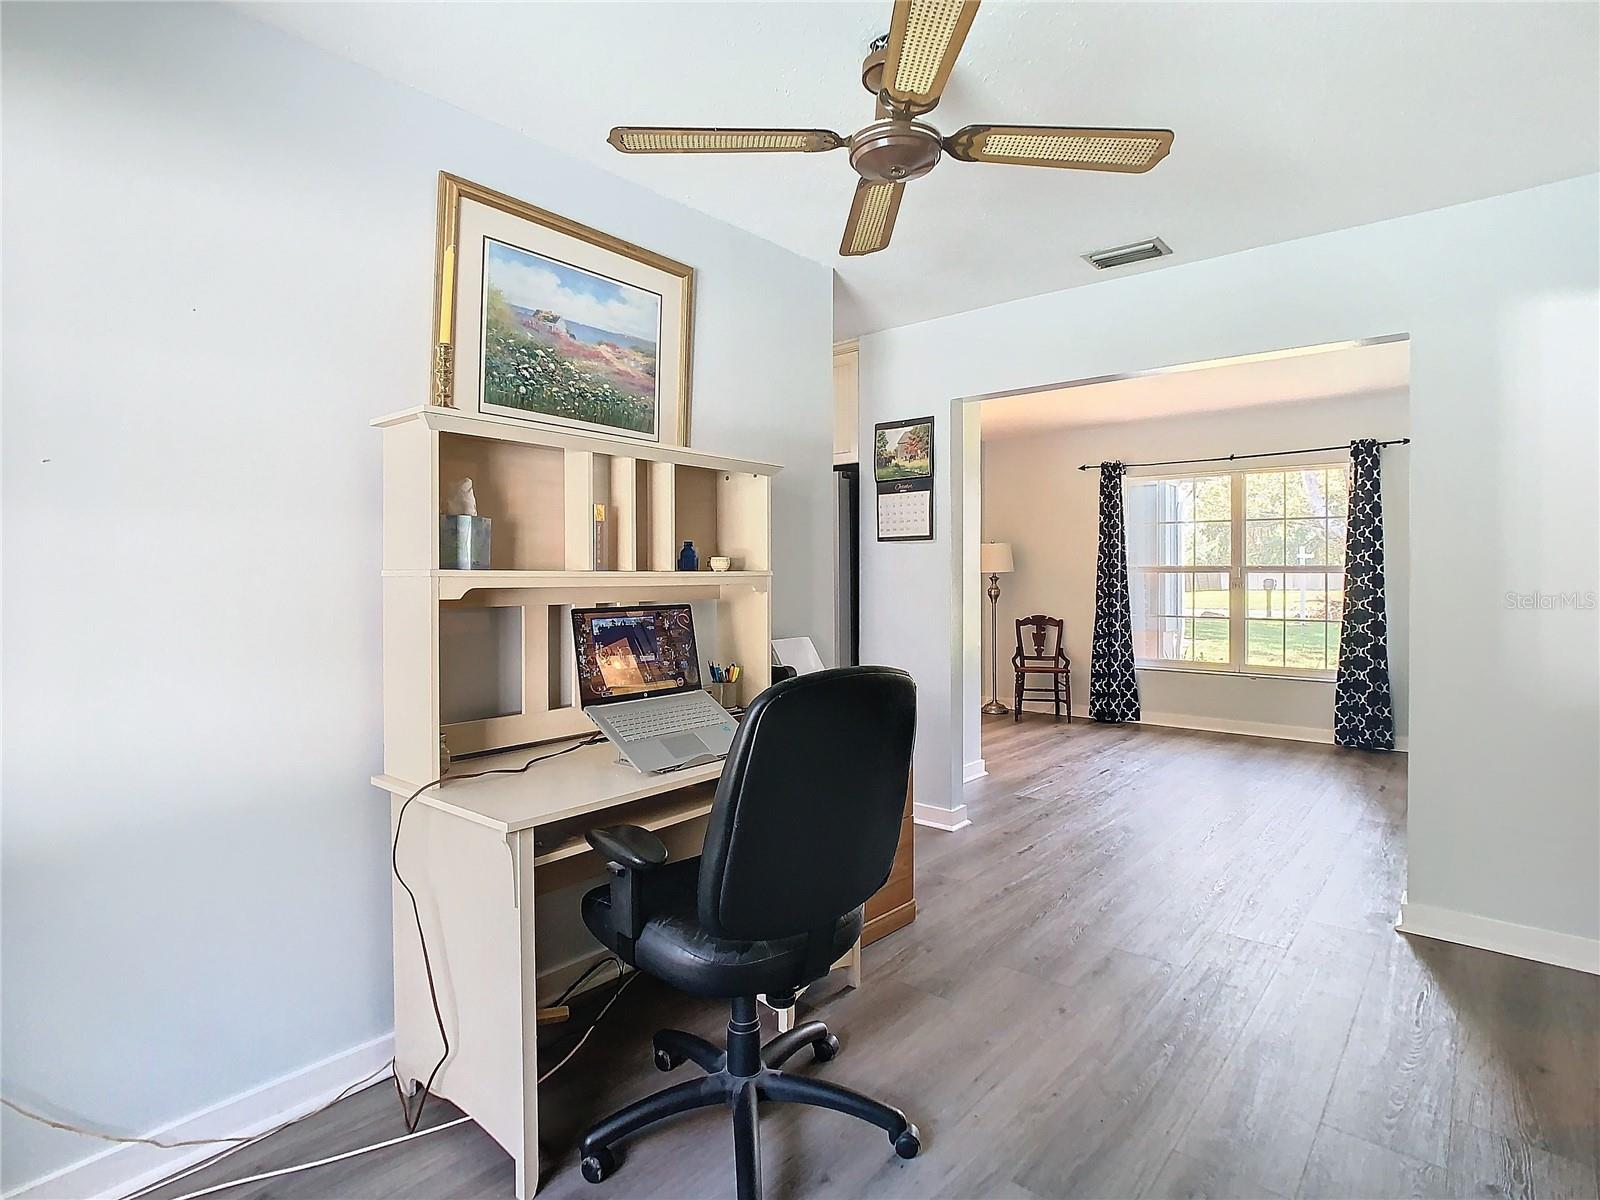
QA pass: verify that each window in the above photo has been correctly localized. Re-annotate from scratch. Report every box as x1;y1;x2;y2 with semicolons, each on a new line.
1125;465;1348;677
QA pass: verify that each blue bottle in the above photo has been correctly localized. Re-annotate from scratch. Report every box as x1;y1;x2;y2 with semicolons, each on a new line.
677;540;699;571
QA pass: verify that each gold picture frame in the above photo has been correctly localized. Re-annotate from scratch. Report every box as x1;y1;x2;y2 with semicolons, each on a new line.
432;172;695;446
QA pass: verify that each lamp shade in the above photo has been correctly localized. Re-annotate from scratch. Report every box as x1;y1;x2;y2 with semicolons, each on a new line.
980;542;1014;574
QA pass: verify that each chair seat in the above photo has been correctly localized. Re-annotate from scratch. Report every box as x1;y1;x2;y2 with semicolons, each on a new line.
582;858;863;1000
1015;663;1070;673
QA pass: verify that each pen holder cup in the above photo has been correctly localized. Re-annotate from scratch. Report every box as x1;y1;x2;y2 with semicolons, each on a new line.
709;681;738;710
440;515;492;571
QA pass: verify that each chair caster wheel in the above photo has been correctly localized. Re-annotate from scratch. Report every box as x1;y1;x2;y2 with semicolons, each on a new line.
581;1147;619;1184
652;1047;682;1072
894;1124;921;1159
812;1033;841;1063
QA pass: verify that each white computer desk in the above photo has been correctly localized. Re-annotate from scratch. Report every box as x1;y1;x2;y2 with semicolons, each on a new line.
372;740;859;1198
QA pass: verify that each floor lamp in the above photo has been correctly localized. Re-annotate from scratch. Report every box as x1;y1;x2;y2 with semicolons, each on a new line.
981;542;1014;715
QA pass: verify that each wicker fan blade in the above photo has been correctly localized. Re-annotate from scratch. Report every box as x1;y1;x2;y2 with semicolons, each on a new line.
840;179;905;257
608;127;846;154
944;125;1173;173
880;0;981;112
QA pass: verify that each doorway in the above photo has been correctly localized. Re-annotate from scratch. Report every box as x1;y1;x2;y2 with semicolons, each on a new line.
962;335;1411;777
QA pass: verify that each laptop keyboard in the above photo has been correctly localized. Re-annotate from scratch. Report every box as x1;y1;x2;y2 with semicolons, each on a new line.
607;692;728;743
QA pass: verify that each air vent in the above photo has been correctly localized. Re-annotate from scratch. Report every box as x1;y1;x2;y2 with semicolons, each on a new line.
1083;237;1171;270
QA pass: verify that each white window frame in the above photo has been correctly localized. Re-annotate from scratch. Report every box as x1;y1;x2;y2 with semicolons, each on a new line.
1124;462;1347;681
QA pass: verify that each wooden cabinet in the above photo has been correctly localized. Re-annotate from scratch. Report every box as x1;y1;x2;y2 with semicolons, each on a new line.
862;779;916;946
832;340;859;465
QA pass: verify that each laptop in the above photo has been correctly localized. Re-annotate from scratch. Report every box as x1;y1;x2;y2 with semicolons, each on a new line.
571;604;738;773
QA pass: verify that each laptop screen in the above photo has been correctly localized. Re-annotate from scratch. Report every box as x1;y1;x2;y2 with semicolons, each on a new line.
571;604;702;707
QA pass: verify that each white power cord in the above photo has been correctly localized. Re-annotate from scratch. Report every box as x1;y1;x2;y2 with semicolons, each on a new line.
2;1059;393;1150
150;1115;472;1200
538;971;638;1085
115;1067;393;1200
138;973;636;1200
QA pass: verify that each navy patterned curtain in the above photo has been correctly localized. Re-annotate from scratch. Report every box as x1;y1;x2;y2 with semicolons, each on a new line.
1334;440;1395;749
1090;462;1141;723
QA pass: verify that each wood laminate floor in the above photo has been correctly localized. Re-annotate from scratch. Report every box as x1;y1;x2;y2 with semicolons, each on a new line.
146;718;1598;1200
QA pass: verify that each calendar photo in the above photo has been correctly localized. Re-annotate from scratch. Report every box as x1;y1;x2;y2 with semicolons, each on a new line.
874;418;933;482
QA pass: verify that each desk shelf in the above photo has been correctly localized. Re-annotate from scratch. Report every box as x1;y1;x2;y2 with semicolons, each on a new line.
378;408;777;784
378;406;777;576
418;569;770;602
373;405;780;477
530;783;718;896
532;789;715;867
371;741;723;834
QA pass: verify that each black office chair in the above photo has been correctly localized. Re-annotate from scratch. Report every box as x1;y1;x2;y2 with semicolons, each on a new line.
576;665;920;1200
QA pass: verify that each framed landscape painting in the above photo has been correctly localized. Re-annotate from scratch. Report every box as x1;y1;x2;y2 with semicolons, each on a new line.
433;173;694;445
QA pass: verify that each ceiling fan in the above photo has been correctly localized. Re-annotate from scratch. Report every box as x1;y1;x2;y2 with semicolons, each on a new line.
607;0;1173;257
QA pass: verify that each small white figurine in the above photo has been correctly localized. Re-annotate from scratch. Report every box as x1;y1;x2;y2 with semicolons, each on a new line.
446;478;478;517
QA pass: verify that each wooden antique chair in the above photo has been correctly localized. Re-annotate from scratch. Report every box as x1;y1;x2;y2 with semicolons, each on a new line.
1012;615;1072;722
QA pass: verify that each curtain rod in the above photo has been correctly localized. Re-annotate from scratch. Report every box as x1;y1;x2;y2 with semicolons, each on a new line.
1075;438;1410;472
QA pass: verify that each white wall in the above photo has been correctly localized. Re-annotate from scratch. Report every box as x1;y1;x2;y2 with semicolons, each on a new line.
980;389;1411;745
858;175;1599;961
0;4;834;1192
959;405;983;787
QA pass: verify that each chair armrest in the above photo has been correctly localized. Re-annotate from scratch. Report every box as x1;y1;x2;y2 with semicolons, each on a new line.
586;824;669;870
586;825;668;947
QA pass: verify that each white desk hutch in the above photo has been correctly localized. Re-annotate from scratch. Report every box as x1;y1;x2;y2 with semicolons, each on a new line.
372;404;780;1197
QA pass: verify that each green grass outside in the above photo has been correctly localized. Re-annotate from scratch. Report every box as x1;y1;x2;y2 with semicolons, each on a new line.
1179;588;1344;618
1159;615;1339;670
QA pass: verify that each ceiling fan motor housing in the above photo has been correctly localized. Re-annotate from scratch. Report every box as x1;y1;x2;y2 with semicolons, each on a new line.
849;119;942;183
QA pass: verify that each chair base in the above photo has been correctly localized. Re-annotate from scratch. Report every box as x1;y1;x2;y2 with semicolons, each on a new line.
578;997;919;1200
1014;676;1072;723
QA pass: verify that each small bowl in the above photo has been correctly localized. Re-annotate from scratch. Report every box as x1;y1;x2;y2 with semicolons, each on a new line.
709;556;733;573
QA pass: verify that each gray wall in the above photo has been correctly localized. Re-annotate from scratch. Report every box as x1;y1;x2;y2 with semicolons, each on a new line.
0;4;833;1191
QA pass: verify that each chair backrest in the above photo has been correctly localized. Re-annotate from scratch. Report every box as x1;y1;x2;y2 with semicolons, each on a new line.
1014;614;1065;664
697;666;916;942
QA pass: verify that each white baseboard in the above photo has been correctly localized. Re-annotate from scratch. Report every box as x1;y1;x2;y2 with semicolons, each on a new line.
6;1033;396;1200
962;758;987;783
1138;709;1335;745
1397;897;1600;975
1140;708;1409;752
912;802;970;832
8;950;631;1200
1006;700;1408;752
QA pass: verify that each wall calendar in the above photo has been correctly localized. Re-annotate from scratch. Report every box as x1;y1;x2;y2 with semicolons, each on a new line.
874;416;934;542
